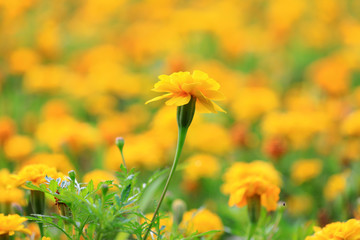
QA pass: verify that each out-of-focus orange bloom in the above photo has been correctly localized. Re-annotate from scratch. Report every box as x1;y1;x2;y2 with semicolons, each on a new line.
180;209;224;239
3;135;34;161
324;171;349;201
9;48;40;74
183;154;220;181
0;117;16;144
308;55;351;96
231;87;279;121
21;153;74;174
83;169;117;188
291;159;323;185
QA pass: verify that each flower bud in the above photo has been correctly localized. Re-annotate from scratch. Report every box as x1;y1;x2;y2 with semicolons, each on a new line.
115;137;125;152
177;96;196;129
115;137;127;170
101;184;109;196
172;199;187;225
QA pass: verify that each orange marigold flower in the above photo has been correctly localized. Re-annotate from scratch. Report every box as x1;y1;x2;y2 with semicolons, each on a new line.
0;214;31;236
146;70;225;113
222;161;281;211
227;176;280;211
222;161;282;194
305;219;360;240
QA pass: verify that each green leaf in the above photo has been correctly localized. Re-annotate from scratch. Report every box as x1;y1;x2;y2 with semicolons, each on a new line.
120;184;131;204
87;180;94;192
49;180;58;193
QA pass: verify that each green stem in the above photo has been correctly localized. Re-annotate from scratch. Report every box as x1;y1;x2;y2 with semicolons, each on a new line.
120;149;127;172
246;222;257;240
0;234;10;240
38;222;44;237
143;127;188;240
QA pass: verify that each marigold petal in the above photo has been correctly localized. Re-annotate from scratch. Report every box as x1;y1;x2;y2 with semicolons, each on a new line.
261;186;280;211
19;228;32;235
213;102;227;113
182;82;201;93
165;94;191;106
202;90;225;100
153;77;179;93
229;188;246;207
196;93;217;113
192;70;209;80
145;93;173;104
192;70;220;90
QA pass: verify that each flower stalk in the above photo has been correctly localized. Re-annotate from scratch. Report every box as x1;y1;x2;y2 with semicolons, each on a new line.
143;97;196;240
246;195;261;240
30;190;45;237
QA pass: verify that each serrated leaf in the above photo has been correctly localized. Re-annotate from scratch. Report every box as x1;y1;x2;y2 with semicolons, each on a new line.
120;184;131;204
49;180;58;193
87;180;94;192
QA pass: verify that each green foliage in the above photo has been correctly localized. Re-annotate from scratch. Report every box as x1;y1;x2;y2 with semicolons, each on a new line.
25;166;220;240
25;165;149;240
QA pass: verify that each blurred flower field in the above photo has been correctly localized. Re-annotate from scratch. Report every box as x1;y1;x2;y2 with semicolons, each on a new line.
1;0;360;239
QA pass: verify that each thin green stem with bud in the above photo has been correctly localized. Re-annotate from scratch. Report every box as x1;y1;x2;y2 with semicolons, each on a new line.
143;127;187;240
143;96;196;240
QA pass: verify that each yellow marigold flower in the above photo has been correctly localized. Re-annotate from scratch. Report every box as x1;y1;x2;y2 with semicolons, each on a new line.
27;223;40;239
222;161;281;211
227;176;280;211
183;154;220;181
305;219;360;240
341;110;360;137
0;186;25;206
324;172;349;201
187;122;232;154
35;116;100;152
146;70;225;113
0;169;16;188
9;48;40;74
21;153;74;174
36;20;60;57
84;94;117;116
286;194;313;216
41;100;70;120
180;208;224;239
23;65;66;93
4;135;34;160
15;164;60;186
83;170;117;188
105;133;166;171
141;213;172;239
262;111;330;149
222;161;282;194
42;237;51;240
291;159;323;185
231;87;279;121
0;214;31;236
